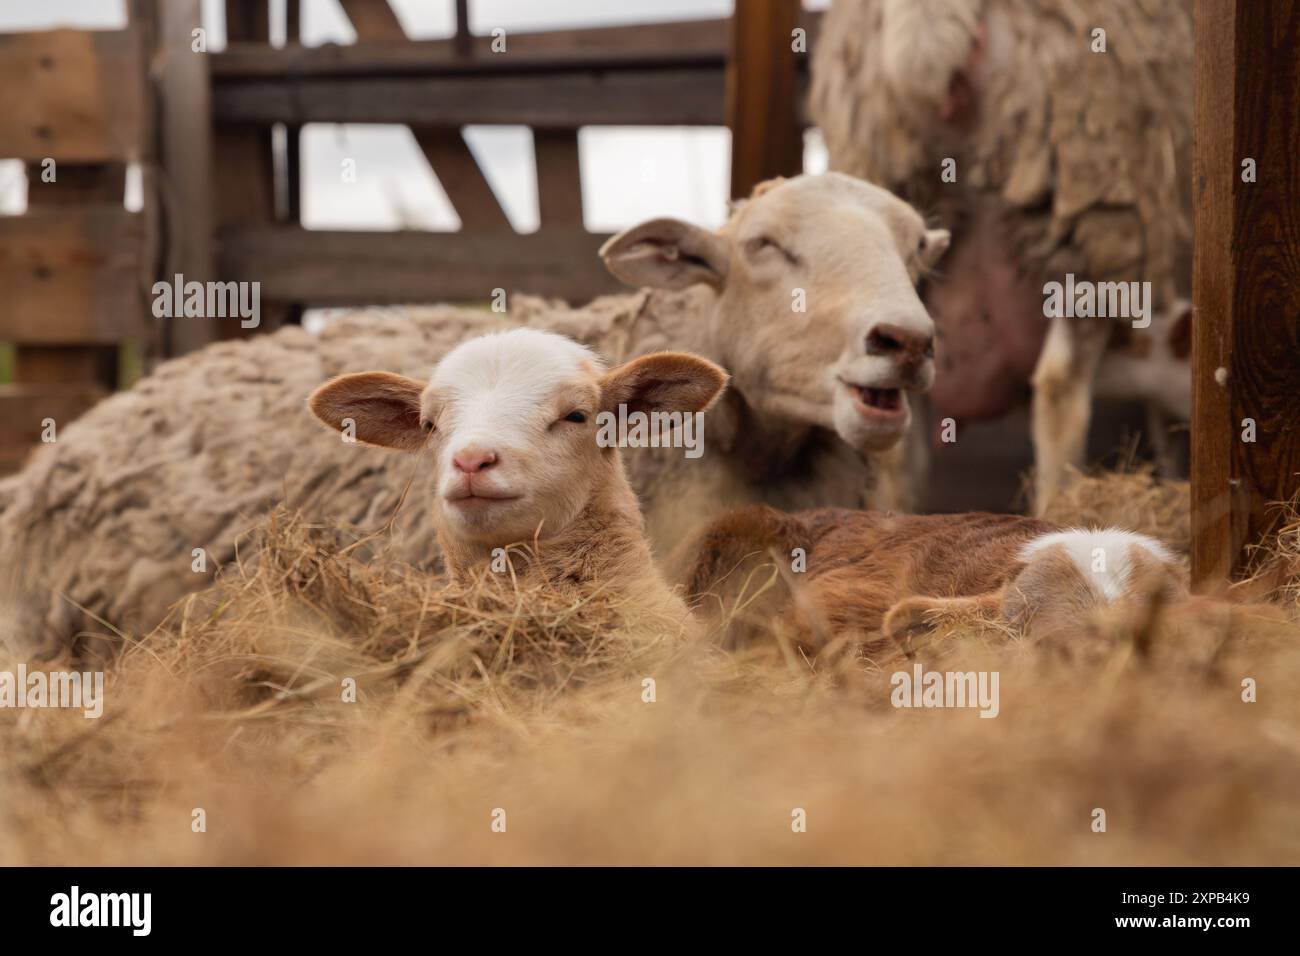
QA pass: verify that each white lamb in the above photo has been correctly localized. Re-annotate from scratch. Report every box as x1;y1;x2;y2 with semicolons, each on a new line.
308;328;728;636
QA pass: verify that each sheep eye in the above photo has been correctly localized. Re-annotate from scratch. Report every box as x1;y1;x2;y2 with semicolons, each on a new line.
747;236;798;266
562;410;587;424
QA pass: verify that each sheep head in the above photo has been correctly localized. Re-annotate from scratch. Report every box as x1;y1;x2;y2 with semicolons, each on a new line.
308;329;727;553
600;171;947;453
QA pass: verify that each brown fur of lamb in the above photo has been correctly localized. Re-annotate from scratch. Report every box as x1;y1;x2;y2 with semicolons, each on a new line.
682;506;1055;653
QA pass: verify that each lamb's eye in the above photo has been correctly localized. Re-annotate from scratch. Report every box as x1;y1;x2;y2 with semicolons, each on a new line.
562;410;587;424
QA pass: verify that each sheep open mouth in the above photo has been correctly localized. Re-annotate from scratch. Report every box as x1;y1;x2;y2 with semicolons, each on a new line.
845;382;904;417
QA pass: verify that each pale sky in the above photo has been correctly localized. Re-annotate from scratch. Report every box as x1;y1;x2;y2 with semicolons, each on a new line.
0;0;829;231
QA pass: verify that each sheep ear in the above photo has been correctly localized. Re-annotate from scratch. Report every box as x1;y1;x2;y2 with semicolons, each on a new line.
599;351;729;417
308;371;427;451
599;218;729;291
920;228;950;270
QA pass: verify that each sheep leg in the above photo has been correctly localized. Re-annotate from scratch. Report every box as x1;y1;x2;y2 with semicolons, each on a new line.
1029;315;1111;515
1145;402;1174;475
883;591;1006;648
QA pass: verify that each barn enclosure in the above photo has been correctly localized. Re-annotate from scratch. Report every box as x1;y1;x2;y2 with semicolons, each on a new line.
0;0;1297;584
0;0;815;464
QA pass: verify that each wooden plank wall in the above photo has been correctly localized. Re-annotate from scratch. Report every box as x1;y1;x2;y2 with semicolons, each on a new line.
1192;0;1300;587
0;0;820;471
0;24;150;473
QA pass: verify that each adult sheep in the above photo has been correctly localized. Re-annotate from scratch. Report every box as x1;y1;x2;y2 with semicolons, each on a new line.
810;0;1193;510
0;172;949;654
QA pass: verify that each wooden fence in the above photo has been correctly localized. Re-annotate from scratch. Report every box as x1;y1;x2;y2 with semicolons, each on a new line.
0;0;816;472
0;15;152;473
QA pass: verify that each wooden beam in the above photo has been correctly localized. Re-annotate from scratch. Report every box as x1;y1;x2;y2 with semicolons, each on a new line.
20;162;125;200
534;130;584;230
216;226;622;305
285;0;300;43
216;46;723;78
1192;0;1300;588
282;0;303;326
11;348;113;385
411;128;513;233
214;66;728;127
0;30;147;162
0;208;147;344
224;0;270;46
209;0;292;339
156;0;218;353
337;0;406;40
726;0;803;199
454;0;472;57
212;18;746;77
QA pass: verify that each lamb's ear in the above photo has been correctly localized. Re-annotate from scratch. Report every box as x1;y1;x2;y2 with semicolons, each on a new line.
920;228;951;270
308;371;428;451
599;218;729;291
599;352;729;417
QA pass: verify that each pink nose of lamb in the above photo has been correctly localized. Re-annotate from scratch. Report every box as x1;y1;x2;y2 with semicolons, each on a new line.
453;447;499;474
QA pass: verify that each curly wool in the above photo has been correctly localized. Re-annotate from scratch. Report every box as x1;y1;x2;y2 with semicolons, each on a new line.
810;0;1192;301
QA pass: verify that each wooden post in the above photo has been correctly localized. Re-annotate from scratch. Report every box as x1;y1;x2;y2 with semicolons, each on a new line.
454;0;472;58
726;0;802;200
210;0;292;339
1192;0;1300;588
535;130;584;230
156;0;217;353
284;0;301;226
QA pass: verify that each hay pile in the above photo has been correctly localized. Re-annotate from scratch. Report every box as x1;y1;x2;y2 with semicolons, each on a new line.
1037;463;1191;554
1;477;1298;865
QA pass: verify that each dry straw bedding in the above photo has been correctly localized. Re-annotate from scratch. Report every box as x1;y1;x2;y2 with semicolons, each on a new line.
1;472;1298;866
